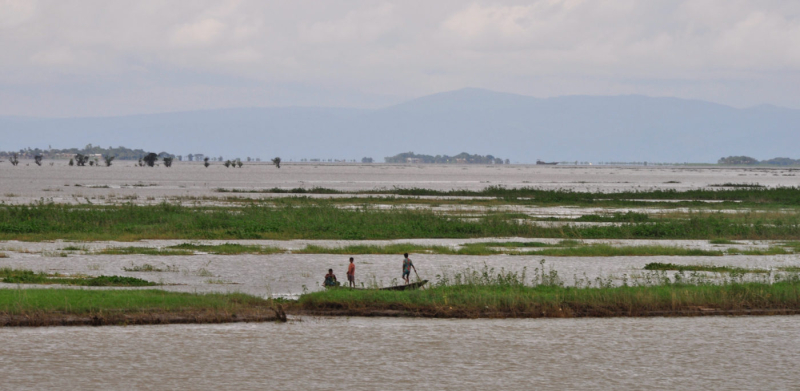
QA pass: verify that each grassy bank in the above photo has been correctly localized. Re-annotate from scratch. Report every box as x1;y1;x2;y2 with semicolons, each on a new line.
296;282;800;318
0;289;283;326
2;202;800;241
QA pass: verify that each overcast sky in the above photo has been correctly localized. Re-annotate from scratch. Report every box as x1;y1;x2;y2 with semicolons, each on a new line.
2;0;799;117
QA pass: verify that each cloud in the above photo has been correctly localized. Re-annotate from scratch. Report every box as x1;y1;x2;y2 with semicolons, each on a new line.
0;0;800;116
0;0;37;29
170;18;227;47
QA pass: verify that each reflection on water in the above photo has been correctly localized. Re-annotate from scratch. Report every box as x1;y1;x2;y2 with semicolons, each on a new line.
0;316;797;390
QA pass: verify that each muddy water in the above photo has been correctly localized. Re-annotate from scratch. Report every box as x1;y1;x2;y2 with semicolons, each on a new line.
1;246;798;297
1;316;797;390
2;162;799;204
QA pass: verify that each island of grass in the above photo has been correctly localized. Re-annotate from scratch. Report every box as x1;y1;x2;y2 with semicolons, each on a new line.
0;289;285;327
296;280;800;318
0;268;157;287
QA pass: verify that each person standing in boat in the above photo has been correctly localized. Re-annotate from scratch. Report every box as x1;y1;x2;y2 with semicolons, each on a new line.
347;257;356;288
324;269;338;287
402;253;417;285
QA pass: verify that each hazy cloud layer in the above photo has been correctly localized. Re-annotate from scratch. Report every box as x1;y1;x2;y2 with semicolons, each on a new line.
1;0;799;116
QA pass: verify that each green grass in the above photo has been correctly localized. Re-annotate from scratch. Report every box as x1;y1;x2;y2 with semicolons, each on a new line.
529;245;725;257
122;263;179;272
168;243;283;255
215;185;800;207
297;281;800;317
727;247;794;256
0;268;157;286
3;202;800;241
97;247;195;256
643;262;766;274
0;289;270;315
709;239;740;245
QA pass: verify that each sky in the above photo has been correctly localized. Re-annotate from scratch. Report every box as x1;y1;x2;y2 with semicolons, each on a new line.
1;0;800;117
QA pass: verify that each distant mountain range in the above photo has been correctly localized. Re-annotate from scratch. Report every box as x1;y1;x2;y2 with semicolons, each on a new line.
2;88;799;163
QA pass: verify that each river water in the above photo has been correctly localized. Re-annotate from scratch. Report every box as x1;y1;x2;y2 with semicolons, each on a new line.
2;161;799;205
1;316;797;390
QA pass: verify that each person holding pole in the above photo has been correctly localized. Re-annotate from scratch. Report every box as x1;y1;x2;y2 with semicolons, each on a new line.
402;253;417;285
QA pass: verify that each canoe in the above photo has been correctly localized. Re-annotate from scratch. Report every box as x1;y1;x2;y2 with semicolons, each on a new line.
379;280;428;291
326;280;428;291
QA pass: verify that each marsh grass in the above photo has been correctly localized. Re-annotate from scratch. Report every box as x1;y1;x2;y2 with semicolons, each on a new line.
298;263;800;317
709;239;739;244
0;268;157;286
168;243;283;255
643;262;766;274
0;289;270;315
528;245;724;257
98;247;194;256
0;252;7;258
215;185;800;207
122;263;179;272
4;202;800;241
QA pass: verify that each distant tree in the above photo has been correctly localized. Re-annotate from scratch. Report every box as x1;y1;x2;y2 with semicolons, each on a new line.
143;153;158;167
203;157;210;168
34;155;43;166
361;157;373;163
504;159;510;165
103;154;115;167
218;156;223;162
187;154;194;162
272;157;281;168
74;153;89;166
224;160;232;168
236;159;243;168
718;156;759;165
163;157;174;167
246;157;251;162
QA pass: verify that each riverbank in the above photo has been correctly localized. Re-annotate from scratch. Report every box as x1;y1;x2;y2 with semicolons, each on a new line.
295;281;800;318
0;289;285;326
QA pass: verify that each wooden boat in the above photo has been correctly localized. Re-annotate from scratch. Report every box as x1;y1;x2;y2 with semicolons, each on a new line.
379;280;428;291
326;280;428;291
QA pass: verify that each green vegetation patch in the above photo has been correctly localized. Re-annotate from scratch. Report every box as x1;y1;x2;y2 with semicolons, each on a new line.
709;239;740;245
0;289;269;315
643;262;766;274
98;247;195;256
0;268;157;286
529;245;724;257
298;281;800;317
168;243;283;255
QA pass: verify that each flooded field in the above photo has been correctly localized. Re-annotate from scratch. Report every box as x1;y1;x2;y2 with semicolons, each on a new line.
2;162;800;389
1;316;798;390
2;161;799;205
1;239;799;297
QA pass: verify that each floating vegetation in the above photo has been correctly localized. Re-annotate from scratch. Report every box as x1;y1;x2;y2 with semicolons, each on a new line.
708;239;740;245
122;263;179;272
0;268;157;286
708;183;765;188
643;262;766;274
97;247;194;256
168;243;283;255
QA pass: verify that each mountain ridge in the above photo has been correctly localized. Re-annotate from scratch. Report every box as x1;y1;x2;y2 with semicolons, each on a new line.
2;88;798;163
